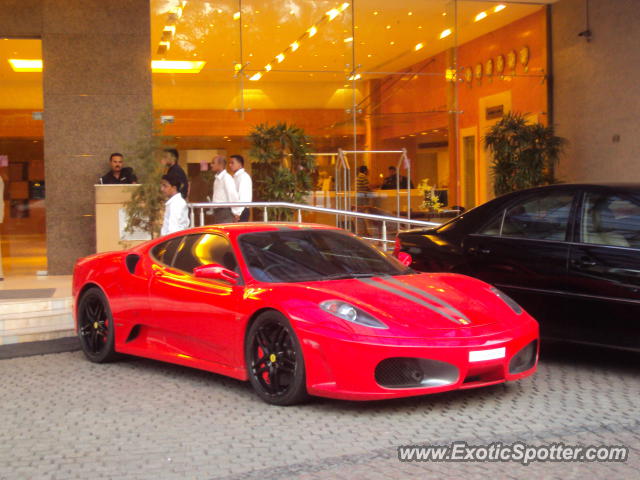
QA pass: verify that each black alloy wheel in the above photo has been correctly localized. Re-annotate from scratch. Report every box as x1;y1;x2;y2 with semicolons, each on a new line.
77;287;118;363
245;311;308;406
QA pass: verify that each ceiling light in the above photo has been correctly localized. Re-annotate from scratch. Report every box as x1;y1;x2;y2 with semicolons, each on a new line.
264;64;272;71
233;11;240;20
474;11;488;22
276;53;285;63
494;5;506;13
344;37;353;43
414;42;424;51
340;2;350;10
348;73;361;80
326;8;340;21
385;25;391;29
408;12;413;16
307;25;317;37
373;11;379;15
151;60;206;73
290;41;299;51
159;40;171;51
8;59;42;72
234;63;242;71
389;41;395;45
249;72;262;81
440;28;452;39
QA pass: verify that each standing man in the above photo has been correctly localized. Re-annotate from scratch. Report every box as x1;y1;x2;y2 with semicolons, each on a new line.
162;148;188;199
229;154;252;222
211;155;241;224
99;153;137;184
160;174;190;236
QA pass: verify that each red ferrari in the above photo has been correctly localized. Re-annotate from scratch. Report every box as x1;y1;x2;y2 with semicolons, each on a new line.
73;223;538;405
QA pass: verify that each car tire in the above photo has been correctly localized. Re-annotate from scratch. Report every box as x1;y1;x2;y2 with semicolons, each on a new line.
77;287;119;363
245;311;308;406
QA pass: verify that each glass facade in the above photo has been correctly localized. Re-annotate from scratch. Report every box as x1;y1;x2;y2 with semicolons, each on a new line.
151;0;549;212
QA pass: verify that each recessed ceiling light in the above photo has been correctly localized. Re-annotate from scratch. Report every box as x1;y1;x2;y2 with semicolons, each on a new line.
386;25;391;29
414;42;424;51
474;11;488;22
408;12;413;16
276;53;285;63
233;12;240;20
440;28;452;39
264;64;272;71
494;5;506;13
249;72;262;81
308;25;318;37
389;41;395;45
367;54;373;58
290;41;299;51
373;11;379;16
344;37;353;43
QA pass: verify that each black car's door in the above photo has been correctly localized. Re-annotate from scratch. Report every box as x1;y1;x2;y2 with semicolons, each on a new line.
462;190;577;339
564;190;640;350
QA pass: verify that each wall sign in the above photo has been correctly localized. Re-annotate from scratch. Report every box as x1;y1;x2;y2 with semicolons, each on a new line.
486;105;504;120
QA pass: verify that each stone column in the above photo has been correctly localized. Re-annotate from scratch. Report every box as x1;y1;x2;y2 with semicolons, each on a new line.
42;0;152;274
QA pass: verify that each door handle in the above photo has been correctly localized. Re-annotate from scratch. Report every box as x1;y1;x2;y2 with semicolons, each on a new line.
468;247;491;255
572;257;597;268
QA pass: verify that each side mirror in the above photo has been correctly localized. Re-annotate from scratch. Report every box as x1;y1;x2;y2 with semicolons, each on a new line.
397;251;413;266
193;263;240;284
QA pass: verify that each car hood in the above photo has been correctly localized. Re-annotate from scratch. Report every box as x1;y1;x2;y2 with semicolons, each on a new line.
283;273;523;337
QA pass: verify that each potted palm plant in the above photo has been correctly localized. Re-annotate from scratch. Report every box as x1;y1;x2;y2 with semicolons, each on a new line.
484;112;566;196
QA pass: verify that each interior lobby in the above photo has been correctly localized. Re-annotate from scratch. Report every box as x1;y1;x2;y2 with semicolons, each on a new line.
0;0;553;276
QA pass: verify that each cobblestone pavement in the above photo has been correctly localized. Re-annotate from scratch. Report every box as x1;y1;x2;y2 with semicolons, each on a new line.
1;345;638;480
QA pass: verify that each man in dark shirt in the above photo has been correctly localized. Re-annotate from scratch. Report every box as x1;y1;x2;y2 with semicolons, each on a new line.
100;152;137;184
162;148;188;199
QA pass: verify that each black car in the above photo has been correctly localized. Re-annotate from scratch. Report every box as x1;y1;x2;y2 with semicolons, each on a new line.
395;184;640;352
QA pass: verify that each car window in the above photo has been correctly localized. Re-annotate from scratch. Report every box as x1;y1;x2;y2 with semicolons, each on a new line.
239;229;409;283
151;237;182;266
172;233;238;274
479;193;574;241
581;193;640;248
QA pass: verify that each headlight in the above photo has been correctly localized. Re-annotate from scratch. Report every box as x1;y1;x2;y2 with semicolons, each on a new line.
490;287;523;315
319;300;389;329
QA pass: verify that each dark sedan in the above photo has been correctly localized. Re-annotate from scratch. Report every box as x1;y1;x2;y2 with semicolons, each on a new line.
394;184;640;352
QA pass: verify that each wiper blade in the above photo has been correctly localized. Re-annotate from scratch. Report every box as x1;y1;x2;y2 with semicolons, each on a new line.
323;272;390;280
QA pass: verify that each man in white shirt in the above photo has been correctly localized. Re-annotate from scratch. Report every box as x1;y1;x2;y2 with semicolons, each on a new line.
160;174;190;236
229;154;252;222
211;155;241;224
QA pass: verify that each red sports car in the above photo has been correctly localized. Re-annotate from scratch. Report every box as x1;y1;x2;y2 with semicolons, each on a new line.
73;223;538;405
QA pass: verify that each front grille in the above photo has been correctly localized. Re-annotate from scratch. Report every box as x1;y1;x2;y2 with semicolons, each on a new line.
375;357;459;389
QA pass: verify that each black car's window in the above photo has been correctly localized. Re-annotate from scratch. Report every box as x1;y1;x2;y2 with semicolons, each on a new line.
151;237;182;266
479;193;574;241
173;233;239;274
239;230;410;283
581;193;640;248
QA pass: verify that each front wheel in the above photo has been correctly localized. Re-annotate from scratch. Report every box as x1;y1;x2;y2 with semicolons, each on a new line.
245;311;308;406
77;287;118;363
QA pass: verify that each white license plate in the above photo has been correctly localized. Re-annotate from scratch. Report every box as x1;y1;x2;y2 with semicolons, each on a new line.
469;347;506;362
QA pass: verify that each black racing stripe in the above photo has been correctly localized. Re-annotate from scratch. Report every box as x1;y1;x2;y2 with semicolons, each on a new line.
382;277;470;324
358;278;462;325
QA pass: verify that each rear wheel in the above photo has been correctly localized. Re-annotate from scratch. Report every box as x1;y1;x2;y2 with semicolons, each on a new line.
245;311;308;406
77;287;118;363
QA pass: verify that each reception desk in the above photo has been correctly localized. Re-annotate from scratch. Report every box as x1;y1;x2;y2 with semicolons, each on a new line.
95;184;151;253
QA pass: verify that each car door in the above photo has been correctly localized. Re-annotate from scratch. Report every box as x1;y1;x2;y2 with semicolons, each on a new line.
148;233;245;367
462;190;577;339
564;189;640;350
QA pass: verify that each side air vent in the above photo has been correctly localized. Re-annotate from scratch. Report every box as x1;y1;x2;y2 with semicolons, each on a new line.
125;254;141;274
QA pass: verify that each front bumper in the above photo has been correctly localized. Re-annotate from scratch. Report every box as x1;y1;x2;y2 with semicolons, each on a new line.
298;324;539;401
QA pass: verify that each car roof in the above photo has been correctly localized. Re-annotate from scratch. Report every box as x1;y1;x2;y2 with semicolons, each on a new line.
168;222;342;239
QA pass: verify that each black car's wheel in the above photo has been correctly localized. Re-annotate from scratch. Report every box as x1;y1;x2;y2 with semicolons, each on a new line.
77;287;118;363
245;311;308;406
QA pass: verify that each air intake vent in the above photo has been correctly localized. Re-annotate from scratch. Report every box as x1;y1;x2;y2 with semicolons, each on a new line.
125;254;141;274
375;357;459;389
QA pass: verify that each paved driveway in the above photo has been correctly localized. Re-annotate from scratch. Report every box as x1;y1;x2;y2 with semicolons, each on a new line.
0;345;638;480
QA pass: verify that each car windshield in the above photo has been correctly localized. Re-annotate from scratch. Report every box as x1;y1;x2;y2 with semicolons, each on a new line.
239;229;412;283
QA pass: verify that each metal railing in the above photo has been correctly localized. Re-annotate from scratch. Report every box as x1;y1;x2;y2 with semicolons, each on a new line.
188;201;440;249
